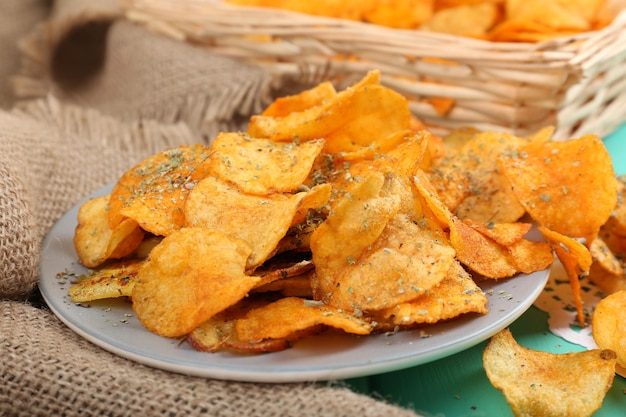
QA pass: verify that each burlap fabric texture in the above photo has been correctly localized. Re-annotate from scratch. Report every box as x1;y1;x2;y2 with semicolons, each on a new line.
0;1;422;416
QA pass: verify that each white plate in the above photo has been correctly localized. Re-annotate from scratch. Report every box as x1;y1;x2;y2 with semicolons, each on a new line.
39;184;550;383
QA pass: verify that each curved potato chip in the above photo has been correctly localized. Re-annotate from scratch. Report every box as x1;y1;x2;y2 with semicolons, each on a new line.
588;237;626;294
132;228;260;338
207;132;324;195
261;81;337;117
69;259;143;303
184;176;331;268
74;195;145;268
234;297;373;344
484;329;616;417
592;290;626;369
108;144;212;236
377;260;487;328
499;135;617;244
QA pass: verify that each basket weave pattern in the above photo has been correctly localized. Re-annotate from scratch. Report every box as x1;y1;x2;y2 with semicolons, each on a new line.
122;0;626;140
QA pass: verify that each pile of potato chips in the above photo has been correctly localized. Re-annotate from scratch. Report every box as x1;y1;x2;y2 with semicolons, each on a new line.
69;70;618;354
226;0;622;42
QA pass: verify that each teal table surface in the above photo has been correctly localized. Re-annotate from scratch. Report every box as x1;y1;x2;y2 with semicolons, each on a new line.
347;127;626;416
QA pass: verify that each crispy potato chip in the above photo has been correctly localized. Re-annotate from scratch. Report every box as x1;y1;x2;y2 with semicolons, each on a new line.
589;237;626;294
132;228;261;338
312;172;456;311
253;272;314;298
187;296;297;353
499;135;617;245
234;297;373;344
592;290;626;369
262;81;337;117
74;195;145;268
463;219;532;246
207;132;324;195
484;329;617;417
363;0;434;29
69;259;143;303
248;71;411;154
108;144;212;236
507;239;554;275
540;226;592;325
413;170;519;278
421;2;501;37
450;131;527;224
185;176;331;268
377;260;488;328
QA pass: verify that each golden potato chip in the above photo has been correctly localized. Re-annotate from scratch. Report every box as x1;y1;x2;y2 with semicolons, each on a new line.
187;296;296;353
132;228;261;338
234;297;373;344
589;237;626;294
74;195;145;268
312;172;456;311
253;273;314;298
363;0;434;29
207;132;325;195
413;170;519;278
184;176;331;268
108;144;212;236
540;226;592;325
421;2;501;38
506;238;554;275
377;260;488;328
592;290;626;368
248;71;411;154
499;135;617;245
262;81;337;117
450;131;527;224
484;329;617;417
463;219;532;247
69;259;143;303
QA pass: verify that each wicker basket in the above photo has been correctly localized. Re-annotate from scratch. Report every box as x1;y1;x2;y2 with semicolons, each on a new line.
121;0;626;141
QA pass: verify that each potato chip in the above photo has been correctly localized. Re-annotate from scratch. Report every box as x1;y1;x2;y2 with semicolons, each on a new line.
74;195;145;268
187;296;296;353
262;81;337;117
463;219;532;246
592;290;626;368
69;259;143;303
413;170;520;278
234;297;373;344
506;238;554;275
311;172;456;311
207;132;325;195
484;329;617;417
363;0;434;29
377;260;488;328
248;71;411;154
589;237;626;294
540;226;592;325
421;2;501;38
184;176;331;268
108;144;212;236
499;135;617;245
132;228;261;338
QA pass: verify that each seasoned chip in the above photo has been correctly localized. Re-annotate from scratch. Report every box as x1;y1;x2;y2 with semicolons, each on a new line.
184;176;331;268
499;135;617;245
588;237;626;294
132;228;261;338
311;172;456;311
463;219;532;247
207;132;324;195
234;297;373;344
248;71;411;154
74;195;145;268
261;81;337;117
108;144;212;236
484;329;617;417
377;260;488;328
592;290;626;369
69;259;143;303
507;239;554;275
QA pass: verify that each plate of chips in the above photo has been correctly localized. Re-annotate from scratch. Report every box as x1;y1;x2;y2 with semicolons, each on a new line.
38;181;548;382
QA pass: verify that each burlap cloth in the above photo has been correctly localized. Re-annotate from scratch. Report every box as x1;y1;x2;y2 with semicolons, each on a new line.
0;1;422;416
